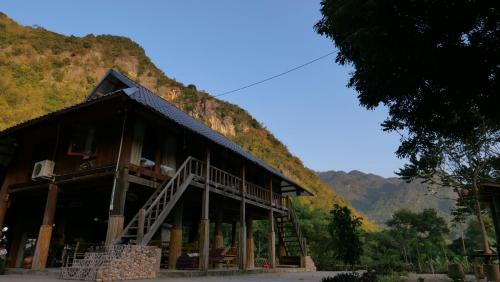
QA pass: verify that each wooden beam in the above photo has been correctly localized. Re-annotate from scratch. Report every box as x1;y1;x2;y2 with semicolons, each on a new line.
32;183;58;271
127;174;160;189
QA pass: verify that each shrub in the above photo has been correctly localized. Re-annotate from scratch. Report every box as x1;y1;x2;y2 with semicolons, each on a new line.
322;271;378;282
321;272;360;282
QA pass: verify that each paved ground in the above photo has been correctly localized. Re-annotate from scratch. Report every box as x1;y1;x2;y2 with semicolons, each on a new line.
0;271;340;282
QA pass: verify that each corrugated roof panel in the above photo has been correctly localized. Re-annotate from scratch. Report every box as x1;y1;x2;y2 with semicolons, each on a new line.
106;70;310;194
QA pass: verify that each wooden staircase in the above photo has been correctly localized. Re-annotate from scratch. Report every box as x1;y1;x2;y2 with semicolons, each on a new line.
114;157;203;245
276;199;307;258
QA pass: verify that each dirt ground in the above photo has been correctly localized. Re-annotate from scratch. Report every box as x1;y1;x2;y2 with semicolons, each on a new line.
0;271;342;282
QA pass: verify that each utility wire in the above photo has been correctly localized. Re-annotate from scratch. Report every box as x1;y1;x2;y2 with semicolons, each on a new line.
175;50;336;107
214;50;336;98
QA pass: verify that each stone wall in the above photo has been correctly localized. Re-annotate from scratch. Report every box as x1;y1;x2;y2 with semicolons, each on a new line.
96;246;161;282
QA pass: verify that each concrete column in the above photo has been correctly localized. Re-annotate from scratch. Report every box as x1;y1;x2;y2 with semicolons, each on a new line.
32;183;58;271
169;202;183;269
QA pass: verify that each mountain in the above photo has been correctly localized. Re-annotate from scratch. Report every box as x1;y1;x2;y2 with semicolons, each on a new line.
317;170;457;225
0;13;378;231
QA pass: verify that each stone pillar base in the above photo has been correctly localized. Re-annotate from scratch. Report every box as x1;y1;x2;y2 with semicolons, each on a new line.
301;256;317;272
105;215;124;245
268;232;276;268
239;225;246;270
246;220;254;269
168;228;182;269
32;225;53;271
199;219;210;270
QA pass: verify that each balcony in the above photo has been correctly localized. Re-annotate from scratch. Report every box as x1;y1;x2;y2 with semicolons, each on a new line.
185;158;289;212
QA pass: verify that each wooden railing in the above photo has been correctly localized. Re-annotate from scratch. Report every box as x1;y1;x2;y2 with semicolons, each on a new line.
245;181;271;204
116;157;203;245
272;192;288;209
288;198;307;256
209;166;241;194
142;157;204;242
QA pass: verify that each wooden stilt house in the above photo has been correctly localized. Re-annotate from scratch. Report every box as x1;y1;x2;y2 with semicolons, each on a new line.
0;69;312;273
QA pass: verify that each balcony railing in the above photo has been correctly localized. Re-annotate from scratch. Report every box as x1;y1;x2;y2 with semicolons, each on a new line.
206;164;288;211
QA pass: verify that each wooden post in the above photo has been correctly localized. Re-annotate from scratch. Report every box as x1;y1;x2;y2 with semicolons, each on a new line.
199;148;210;270
239;165;247;270
267;177;276;268
0;177;10;230
491;196;500;256
169;201;183;269
32;183;58;271
246;217;254;269
214;209;223;249
106;168;129;244
279;242;287;258
137;208;146;242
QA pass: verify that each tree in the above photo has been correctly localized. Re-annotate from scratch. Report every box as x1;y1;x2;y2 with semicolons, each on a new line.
315;0;500;142
329;204;363;266
316;0;500;258
387;209;449;273
401;129;499;255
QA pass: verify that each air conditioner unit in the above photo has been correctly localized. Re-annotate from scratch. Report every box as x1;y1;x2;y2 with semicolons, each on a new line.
32;160;55;180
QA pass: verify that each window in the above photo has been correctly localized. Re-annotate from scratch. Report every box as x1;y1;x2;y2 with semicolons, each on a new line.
67;126;97;157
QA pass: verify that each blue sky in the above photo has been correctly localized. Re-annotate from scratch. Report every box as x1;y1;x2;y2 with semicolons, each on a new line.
0;1;406;177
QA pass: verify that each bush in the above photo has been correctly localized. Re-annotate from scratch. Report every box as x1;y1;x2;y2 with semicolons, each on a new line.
360;271;378;282
321;272;360;282
321;271;378;282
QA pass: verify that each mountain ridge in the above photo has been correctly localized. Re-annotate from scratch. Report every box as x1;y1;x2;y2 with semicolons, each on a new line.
317;169;457;225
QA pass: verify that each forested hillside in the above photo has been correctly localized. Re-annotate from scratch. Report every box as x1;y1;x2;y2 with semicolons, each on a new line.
318;170;457;225
0;12;377;231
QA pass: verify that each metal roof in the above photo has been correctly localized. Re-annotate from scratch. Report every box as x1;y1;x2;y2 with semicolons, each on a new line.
97;70;312;195
1;69;312;195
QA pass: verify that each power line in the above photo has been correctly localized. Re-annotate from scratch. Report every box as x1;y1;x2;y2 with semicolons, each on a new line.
214;50;336;98
175;50;336;107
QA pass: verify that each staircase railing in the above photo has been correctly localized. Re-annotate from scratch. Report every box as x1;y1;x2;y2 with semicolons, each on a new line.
114;156;203;245
287;198;307;256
